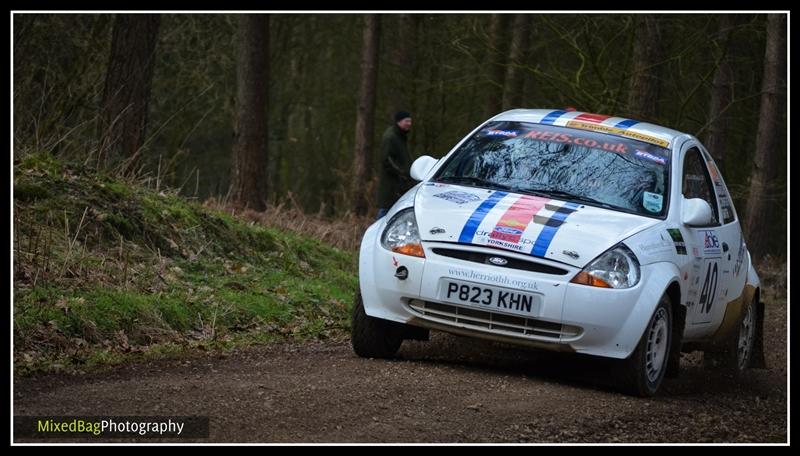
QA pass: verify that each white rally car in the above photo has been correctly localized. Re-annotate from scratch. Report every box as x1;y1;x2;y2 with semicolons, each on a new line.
352;109;765;396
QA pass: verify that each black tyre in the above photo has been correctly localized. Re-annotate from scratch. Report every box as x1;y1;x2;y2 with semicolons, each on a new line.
618;294;673;397
351;293;404;359
705;295;757;375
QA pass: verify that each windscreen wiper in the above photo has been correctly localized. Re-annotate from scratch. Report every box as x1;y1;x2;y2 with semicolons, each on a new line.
435;176;515;192
527;189;620;211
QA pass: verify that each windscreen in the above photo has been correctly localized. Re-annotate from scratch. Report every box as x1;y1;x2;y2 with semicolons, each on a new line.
433;121;671;218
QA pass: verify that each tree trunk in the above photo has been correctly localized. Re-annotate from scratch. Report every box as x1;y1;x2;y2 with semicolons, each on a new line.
626;15;664;121
744;14;786;262
98;14;161;171
229;14;269;212
352;14;380;217
484;14;510;117
501;15;529;111
387;14;416;119
704;15;735;167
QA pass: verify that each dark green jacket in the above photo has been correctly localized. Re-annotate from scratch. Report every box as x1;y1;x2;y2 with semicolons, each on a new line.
377;125;413;208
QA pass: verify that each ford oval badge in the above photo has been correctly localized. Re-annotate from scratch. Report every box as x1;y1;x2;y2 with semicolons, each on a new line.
488;256;508;266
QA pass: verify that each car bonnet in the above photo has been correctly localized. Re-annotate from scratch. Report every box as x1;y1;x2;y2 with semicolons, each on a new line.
414;183;661;268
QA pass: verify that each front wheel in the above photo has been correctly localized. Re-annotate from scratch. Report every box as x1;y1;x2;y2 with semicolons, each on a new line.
351;293;404;359
617;295;673;397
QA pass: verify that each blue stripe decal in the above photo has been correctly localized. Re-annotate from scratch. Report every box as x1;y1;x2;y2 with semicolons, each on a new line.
614;119;639;129
458;191;508;243
539;110;568;125
531;202;581;257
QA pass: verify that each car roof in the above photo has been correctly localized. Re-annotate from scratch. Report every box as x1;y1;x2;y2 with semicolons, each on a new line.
490;109;687;149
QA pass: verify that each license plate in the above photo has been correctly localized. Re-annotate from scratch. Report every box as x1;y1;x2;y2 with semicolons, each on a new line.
439;279;541;317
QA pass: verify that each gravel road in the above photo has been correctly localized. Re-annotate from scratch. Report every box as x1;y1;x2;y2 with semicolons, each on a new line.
14;312;787;444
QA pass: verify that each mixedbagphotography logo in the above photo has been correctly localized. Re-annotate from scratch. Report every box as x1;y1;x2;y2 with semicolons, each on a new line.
14;416;210;440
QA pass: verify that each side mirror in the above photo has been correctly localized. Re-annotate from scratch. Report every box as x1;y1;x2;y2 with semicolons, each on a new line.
682;197;713;226
410;155;438;181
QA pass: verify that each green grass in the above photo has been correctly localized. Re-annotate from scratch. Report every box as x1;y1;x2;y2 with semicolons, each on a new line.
13;152;358;376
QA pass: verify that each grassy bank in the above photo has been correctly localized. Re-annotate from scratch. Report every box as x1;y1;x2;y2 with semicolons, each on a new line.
13;153;359;376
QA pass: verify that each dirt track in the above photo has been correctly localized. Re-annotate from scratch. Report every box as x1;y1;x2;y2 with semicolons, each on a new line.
14;322;787;443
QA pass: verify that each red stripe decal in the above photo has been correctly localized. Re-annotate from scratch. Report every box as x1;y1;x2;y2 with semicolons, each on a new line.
489;195;550;244
573;113;612;124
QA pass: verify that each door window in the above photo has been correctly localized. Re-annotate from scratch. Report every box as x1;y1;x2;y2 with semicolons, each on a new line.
682;147;720;226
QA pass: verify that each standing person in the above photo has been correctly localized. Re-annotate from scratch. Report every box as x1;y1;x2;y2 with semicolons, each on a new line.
376;111;413;219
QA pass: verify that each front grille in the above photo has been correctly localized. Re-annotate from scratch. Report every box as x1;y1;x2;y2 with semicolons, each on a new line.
407;300;582;341
431;248;569;275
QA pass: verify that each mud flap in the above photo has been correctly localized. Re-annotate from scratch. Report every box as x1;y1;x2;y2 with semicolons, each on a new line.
665;305;686;378
751;299;767;369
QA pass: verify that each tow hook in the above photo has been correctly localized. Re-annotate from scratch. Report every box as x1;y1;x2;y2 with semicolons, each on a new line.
395;266;409;280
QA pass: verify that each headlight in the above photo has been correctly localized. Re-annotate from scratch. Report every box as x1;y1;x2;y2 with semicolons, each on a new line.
570;244;640;289
380;208;425;258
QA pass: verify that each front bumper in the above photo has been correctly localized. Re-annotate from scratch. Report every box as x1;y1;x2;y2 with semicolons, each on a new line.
359;222;672;359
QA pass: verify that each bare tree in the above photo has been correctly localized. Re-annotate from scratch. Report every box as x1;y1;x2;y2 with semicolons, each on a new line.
501;15;530;111
229;14;269;211
704;15;736;167
98;14;161;171
387;14;417;118
352;15;381;216
484;14;510;117
744;14;786;261
626;15;665;121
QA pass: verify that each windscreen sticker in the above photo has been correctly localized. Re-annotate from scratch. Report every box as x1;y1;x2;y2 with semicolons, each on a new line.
522;129;630;154
565;120;670;148
635;150;668;165
643;191;664;213
458;191;509;243
433;190;482;205
483;129;519;138
667;228;687;255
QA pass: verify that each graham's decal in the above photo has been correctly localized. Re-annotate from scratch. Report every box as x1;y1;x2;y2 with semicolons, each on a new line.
459;193;580;258
489;195;548;243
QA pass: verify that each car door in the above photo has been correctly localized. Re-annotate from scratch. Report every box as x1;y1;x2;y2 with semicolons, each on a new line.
680;145;730;330
698;145;748;318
